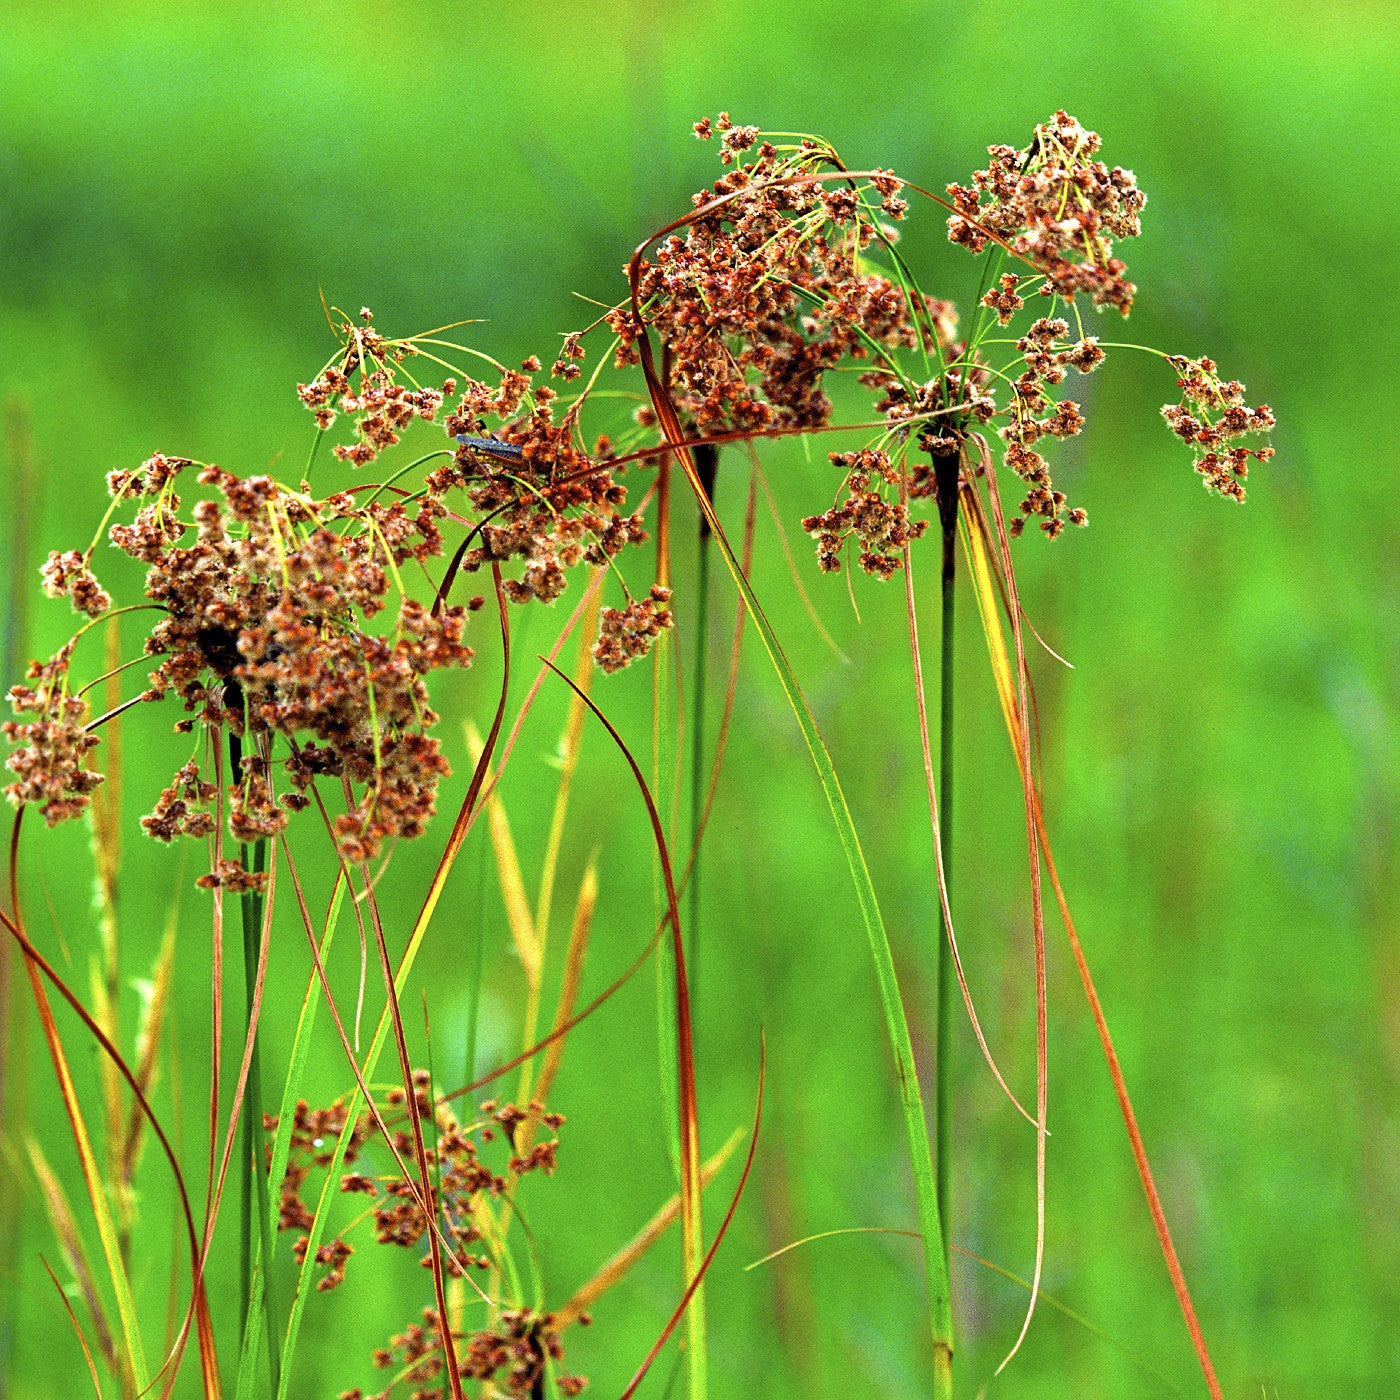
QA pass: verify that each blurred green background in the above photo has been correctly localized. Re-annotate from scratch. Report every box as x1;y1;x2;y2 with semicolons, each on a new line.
2;1;1396;1396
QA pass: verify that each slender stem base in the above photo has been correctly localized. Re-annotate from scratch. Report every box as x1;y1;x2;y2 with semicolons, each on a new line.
230;724;279;1392
933;444;960;1287
685;440;717;1400
688;440;719;1014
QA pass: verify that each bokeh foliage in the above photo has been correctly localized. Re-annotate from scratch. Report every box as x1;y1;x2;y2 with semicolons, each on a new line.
1;1;1395;1395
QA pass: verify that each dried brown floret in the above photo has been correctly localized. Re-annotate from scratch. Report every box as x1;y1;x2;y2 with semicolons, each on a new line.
593;586;674;673
292;1235;354;1292
622;126;944;441
948;111;1145;314
272;1088;566;1327
195;859;267;893
347;1304;581;1400
40;551;112;618
803;449;929;577
142;760;217;841
982;272;1026;326
90;457;486;863
1162;355;1275;501
3;649;103;825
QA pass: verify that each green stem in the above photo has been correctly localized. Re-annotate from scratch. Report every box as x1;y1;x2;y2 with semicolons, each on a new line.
687;443;719;1019
684;444;717;1400
241;840;280;1394
230;723;280;1395
670;442;952;1394
934;444;959;1286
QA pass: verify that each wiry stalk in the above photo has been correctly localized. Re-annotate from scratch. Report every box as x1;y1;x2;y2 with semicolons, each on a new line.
932;442;960;1280
639;374;953;1395
687;442;719;1016
679;442;717;1400
0;396;38;1400
228;724;279;1394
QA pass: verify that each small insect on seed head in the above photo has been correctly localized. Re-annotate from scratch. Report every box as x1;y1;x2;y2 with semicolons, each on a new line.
455;433;525;464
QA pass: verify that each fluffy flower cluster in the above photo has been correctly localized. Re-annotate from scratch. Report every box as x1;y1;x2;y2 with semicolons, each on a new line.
272;1076;583;1399
276;1077;565;1288
610;114;946;438
999;317;1105;536
39;550;112;618
947;110;1146;314
119;458;474;865
802;450;929;577
340;1306;584;1400
302;322;651;629
1161;356;1275;500
593;586;674;673
432;370;650;609
297;310;446;467
2;648;103;826
4;453;481;872
860;357;996;465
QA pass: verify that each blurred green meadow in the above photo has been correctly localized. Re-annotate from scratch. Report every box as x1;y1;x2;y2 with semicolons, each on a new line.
1;1;1396;1396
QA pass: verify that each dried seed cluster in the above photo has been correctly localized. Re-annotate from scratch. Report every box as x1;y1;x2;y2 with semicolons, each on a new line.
340;1306;584;1400
999;316;1104;537
593;585;674;673
947;109;1146;314
802;450;929;577
610;113;944;439
1162;355;1275;500
39;550;112;618
270;1078;583;1399
275;1080;565;1289
2;647;103;826
7;118;1279;884
301;317;652;630
297;310;445;467
4;308;673;873
109;455;474;866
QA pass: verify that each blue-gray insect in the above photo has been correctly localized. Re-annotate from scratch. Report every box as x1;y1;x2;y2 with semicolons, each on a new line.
454;433;524;463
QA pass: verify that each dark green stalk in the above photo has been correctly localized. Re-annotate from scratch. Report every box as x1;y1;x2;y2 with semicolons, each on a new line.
687;442;719;1018
462;837;487;1091
932;442;960;1282
0;397;38;1400
230;723;280;1394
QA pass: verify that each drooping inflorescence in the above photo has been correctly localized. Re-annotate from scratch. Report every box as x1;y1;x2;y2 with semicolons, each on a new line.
268;1075;586;1399
946;109;1146;315
1162;355;1275;501
2;646;103;827
611;113;943;441
5;116;1277;882
658;111;1274;546
124;454;474;871
2;309;671;879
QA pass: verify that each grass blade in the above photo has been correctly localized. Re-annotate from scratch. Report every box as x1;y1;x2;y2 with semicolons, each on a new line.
27;1141;118;1379
536;857;598;1109
626;283;953;1391
119;912;177;1186
541;658;707;1399
962;460;1223;1399
554;1126;744;1330
618;1041;763;1400
39;1254;105;1400
18;943;149;1392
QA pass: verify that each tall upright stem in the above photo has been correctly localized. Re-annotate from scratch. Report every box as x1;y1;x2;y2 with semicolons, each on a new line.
684;439;716;1400
229;724;279;1393
687;442;719;1013
933;443;960;1281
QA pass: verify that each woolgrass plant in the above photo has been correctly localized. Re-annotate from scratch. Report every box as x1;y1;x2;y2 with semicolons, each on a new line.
2;111;1274;1399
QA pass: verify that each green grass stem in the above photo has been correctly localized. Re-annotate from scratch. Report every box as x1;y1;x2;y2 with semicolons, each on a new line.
238;835;280;1397
653;406;954;1394
935;446;959;1283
